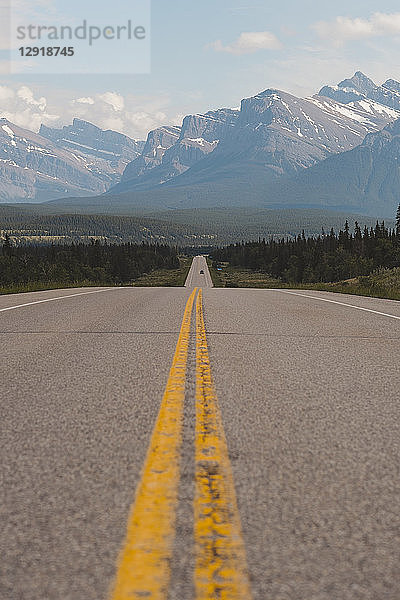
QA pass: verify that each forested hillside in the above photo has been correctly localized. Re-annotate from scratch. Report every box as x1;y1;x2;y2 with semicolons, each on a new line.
0;238;179;289
0;208;213;246
1;206;391;247
212;207;400;284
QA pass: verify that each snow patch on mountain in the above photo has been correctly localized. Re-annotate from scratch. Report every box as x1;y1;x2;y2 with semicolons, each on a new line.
110;76;400;197
0;118;145;202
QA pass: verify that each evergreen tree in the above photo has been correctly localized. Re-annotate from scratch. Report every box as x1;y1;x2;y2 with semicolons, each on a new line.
2;234;12;257
0;241;179;288
396;203;400;237
211;218;399;284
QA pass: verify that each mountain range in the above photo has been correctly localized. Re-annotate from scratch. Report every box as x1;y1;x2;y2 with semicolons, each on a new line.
112;75;400;197
1;72;400;218
0;118;144;202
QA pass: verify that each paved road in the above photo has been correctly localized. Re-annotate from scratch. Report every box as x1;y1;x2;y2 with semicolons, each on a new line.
1;262;400;600
184;254;213;288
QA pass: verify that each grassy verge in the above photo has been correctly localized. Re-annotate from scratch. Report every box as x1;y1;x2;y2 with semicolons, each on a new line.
0;280;109;296
214;265;282;289
306;268;400;300
206;257;224;287
131;256;192;287
215;265;400;301
0;257;192;295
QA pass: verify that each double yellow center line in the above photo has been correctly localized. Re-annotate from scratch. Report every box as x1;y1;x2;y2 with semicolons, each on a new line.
110;288;252;600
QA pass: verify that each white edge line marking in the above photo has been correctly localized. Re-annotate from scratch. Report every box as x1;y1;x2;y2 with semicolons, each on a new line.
276;290;400;321
0;288;123;313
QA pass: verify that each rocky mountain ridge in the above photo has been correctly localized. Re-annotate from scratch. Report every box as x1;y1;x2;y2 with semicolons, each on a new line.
262;117;400;217
2;71;400;217
0;118;144;202
110;73;400;197
40;119;144;187
114;109;239;193
319;71;400;111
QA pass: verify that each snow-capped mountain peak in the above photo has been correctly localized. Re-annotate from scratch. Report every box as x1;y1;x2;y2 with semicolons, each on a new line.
319;71;400;111
0;118;145;202
109;75;400;196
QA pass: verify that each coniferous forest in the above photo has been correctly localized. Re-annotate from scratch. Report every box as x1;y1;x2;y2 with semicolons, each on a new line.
1;205;400;292
0;238;179;289
212;206;400;284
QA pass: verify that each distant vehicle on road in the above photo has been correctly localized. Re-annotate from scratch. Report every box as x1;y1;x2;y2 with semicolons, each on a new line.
200;269;204;274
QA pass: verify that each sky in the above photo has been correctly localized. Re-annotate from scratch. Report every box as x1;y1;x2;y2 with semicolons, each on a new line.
1;0;400;139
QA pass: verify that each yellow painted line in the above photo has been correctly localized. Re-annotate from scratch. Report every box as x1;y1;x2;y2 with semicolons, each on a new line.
110;288;197;600
194;288;253;599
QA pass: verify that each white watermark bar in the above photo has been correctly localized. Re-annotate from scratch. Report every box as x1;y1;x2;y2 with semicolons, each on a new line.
8;0;150;74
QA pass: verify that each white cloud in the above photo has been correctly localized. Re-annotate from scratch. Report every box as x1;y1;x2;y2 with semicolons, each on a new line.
0;84;59;130
313;12;400;46
0;83;181;139
1;108;59;131
74;97;95;105
68;93;180;138
210;31;282;55
17;86;46;111
98;92;125;112
100;117;124;132
68;92;177;138
125;110;169;136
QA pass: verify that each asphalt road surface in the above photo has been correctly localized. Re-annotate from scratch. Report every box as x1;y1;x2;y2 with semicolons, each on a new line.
1;259;400;600
184;254;213;288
